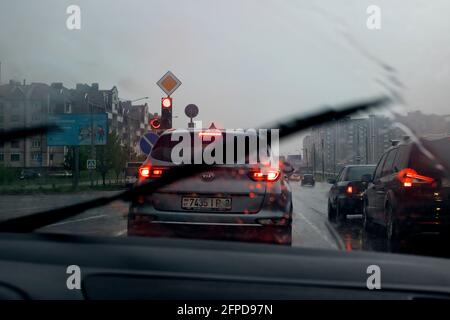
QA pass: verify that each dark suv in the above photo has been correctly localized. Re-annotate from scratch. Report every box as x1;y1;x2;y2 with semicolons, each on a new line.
327;165;376;221
363;137;450;246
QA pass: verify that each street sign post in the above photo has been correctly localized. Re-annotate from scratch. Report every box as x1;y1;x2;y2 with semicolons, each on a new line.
157;71;181;130
139;132;160;155
157;71;182;96
87;159;96;170
185;104;199;128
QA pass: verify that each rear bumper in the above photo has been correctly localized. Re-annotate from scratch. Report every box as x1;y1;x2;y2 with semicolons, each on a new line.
128;202;292;245
338;195;364;215
395;197;450;235
128;220;292;245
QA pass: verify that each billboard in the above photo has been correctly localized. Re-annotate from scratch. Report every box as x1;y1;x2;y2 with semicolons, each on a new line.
47;113;108;146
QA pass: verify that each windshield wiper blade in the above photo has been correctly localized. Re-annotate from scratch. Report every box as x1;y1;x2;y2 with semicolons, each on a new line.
0;124;60;142
0;96;391;233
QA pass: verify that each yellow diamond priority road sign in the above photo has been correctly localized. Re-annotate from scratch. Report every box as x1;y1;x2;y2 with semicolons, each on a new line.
157;71;182;96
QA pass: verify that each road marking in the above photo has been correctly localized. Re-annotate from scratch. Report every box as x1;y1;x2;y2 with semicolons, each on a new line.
115;229;127;237
46;214;106;227
295;210;338;249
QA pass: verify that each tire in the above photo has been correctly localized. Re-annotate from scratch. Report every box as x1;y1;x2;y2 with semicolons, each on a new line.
385;203;401;252
362;200;373;232
336;202;346;222
275;225;292;246
327;200;337;222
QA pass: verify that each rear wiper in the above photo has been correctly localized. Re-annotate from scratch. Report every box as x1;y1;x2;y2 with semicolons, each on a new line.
0;96;390;233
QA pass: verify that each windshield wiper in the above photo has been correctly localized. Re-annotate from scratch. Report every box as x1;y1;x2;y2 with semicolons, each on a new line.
0;124;60;142
0;96;391;233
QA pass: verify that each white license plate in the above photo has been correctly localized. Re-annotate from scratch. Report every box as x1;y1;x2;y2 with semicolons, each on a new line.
182;197;232;210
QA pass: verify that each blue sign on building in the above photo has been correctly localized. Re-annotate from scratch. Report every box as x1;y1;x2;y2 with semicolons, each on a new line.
47;113;108;146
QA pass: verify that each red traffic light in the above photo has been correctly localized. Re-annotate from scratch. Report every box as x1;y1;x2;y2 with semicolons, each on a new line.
150;117;161;129
161;97;172;108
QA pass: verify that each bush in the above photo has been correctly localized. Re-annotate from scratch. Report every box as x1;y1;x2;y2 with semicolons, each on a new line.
0;166;20;185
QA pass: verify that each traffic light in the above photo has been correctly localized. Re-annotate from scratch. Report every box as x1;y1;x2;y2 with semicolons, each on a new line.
161;97;172;129
150;116;161;130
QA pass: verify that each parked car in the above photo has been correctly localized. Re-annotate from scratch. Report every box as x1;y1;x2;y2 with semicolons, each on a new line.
301;174;315;186
363;137;450;247
327;165;376;221
19;169;41;180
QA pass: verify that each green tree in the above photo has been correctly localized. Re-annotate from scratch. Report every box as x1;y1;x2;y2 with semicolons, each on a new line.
96;133;127;185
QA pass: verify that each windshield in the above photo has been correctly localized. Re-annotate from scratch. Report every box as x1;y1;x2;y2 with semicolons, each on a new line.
2;0;450;289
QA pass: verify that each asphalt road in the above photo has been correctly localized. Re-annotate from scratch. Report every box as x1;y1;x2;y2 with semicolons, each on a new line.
1;182;450;258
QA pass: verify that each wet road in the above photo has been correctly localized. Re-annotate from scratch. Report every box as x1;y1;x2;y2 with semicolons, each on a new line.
2;183;450;258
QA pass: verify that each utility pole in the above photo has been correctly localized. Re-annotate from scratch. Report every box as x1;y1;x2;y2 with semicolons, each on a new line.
321;137;325;181
85;93;95;188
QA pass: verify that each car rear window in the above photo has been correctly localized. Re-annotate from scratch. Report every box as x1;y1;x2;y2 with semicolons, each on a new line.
150;132;271;164
409;138;450;178
345;166;375;181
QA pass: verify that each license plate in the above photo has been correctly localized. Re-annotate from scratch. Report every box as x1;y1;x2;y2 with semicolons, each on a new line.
182;197;232;210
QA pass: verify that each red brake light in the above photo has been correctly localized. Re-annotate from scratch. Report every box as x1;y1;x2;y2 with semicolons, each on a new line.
346;185;353;194
198;131;222;137
250;169;280;182
397;168;434;187
139;166;165;179
139;166;151;178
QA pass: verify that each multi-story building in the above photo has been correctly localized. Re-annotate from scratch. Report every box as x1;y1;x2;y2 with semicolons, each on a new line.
303;114;405;175
0;80;151;169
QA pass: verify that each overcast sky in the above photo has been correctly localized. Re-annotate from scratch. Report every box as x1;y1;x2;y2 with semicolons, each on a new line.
1;0;449;154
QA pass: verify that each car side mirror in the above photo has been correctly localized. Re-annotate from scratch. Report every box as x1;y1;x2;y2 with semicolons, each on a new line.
327;178;336;184
361;174;373;183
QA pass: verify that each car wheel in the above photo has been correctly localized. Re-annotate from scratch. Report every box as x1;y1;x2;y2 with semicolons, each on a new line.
362;200;373;232
336;203;346;222
274;225;292;246
385;203;401;252
327;201;337;222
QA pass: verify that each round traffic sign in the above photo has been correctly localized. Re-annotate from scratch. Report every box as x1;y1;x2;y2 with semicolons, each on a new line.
185;104;199;118
139;132;160;155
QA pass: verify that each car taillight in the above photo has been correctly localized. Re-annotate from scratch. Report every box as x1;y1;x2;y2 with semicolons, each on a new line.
139;166;165;179
249;169;280;182
397;168;434;188
139;166;151;178
346;185;353;194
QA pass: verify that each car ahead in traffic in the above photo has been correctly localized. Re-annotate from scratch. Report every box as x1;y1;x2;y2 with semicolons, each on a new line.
327;165;376;221
363;137;450;247
289;173;301;182
301;174;315;186
128;129;293;245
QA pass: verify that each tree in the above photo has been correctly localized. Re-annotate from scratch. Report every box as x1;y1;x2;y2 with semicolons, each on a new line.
96;133;127;185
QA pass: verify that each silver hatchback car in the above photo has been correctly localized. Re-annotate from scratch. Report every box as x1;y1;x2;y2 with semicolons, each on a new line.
128;129;293;245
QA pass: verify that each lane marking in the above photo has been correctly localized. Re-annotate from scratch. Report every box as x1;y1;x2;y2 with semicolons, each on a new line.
294;210;338;249
115;229;127;237
325;221;345;250
46;214;107;227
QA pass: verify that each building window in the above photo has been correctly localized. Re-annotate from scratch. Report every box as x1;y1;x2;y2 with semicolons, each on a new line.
31;152;41;161
11;140;20;148
0;153;4;162
32;139;41;148
10;153;20;162
31;113;41;121
10;114;21;122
